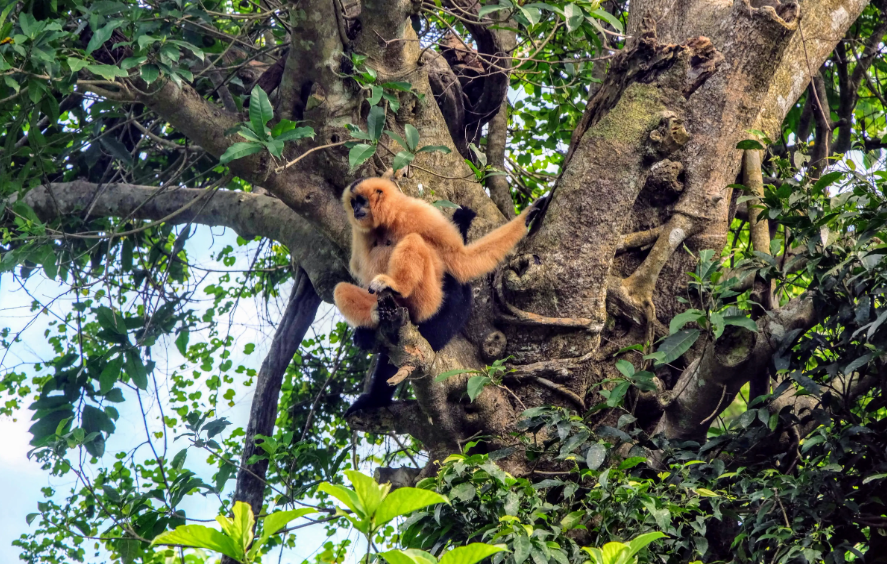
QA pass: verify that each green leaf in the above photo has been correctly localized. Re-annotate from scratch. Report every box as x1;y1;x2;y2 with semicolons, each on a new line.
380;549;438;564
175;329;190;356
86;64;128;80
586;443;606;470
385;129;409;150
318;482;365;518
564;3;584;31
100;136;132;165
249;508;317;559
125;350;148;390
367;105;386;141
86;21;123;55
404;124;420;152
369;85;383;105
439;543;507;564
82;404;114;435
375;488;448;526
722;315;758;333
435;368;475;382
345;470;386;520
466;375;491;402
710;311;725;340
219;142;264;165
626;532;667;560
589;8;623;32
736;139;765;150
655;329;700;366
248;85;273;138
812;171;844;192
275;126;315;143
513;535;531;564
348;143;376;170
432;200;460;209
226;502;255;556
120;56;146;70
67;58;90;72
392;151;415;171
478;4;509;17
151;525;242;561
518;6;541;25
171;448;187;471
140;64;159;84
669;309;705;334
417;145;452;154
261;508;317;538
382;81;412;92
614;359;634;378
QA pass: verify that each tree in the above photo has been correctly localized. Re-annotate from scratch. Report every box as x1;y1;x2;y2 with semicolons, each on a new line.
2;0;887;561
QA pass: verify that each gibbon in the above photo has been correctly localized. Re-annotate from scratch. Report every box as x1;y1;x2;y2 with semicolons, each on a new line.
335;176;544;414
346;206;476;415
334;177;544;329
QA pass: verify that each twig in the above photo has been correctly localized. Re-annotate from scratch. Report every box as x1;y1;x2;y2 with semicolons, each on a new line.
274;141;349;173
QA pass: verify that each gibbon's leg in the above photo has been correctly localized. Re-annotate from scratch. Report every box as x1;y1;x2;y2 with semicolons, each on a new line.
446;198;544;283
368;233;443;322
344;353;398;415
334;282;379;327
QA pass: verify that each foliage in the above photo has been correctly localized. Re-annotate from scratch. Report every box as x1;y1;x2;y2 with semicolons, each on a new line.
151;502;316;563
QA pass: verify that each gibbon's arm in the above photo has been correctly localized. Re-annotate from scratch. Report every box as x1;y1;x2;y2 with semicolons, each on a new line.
440;206;535;283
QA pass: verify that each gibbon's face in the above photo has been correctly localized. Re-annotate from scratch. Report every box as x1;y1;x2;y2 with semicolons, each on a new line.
343;178;396;230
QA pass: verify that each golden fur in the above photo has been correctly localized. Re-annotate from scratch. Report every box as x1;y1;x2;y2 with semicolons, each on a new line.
334;177;538;327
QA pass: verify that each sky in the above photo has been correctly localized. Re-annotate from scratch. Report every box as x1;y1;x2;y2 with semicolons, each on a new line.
0;224;371;564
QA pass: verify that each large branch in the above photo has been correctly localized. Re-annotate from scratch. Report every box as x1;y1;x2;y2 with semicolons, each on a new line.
15;181;348;300
753;0;871;138
221;268;320;564
655;295;816;441
96;78;352;250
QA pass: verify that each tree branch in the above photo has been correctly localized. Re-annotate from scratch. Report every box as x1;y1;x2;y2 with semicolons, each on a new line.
221;268;320;564
14;181;348;300
655;294;817;441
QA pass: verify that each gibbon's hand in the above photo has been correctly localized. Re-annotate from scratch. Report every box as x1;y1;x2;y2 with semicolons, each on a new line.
368;274;399;296
525;194;550;230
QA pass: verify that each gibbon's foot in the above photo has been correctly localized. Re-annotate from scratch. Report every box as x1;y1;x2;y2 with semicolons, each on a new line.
368;274;400;296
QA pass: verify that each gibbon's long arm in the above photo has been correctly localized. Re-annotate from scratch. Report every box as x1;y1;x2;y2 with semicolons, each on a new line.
438;206;536;283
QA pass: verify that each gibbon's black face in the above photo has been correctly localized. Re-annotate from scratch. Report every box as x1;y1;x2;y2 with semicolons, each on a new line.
343;178;394;231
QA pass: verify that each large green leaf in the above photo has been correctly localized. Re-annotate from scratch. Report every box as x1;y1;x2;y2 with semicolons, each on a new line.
261;508;317;538
318;482;365;518
392;151;415;171
404;124;419;152
626;532;667;561
654;329;700;366
375;487;448;526
219;142;264;165
367;106;386;141
439;543;507;564
348;143;376;170
344;470;387;519
669;309;704;334
248;86;273;139
151;525;243;562
466;375;491;402
381;548;438;564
